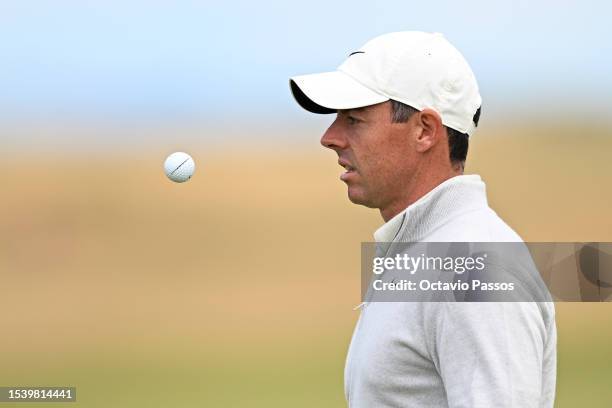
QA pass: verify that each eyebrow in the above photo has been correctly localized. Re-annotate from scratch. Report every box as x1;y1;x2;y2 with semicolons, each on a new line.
339;107;367;115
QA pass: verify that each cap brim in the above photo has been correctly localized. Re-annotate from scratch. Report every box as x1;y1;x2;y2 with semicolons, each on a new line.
290;71;388;114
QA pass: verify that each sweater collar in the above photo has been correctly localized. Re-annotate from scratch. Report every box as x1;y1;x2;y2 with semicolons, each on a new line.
373;175;488;243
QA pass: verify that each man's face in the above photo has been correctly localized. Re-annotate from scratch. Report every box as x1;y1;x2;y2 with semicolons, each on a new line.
320;101;419;210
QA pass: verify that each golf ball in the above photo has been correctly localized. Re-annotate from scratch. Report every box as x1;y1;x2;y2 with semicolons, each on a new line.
164;152;195;183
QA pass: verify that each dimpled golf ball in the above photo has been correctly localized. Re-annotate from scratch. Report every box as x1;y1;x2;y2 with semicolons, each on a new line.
164;152;195;183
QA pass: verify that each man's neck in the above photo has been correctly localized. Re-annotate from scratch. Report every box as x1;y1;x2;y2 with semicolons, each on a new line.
379;170;463;222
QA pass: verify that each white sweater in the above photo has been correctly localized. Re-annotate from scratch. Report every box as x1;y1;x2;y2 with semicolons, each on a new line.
344;175;557;407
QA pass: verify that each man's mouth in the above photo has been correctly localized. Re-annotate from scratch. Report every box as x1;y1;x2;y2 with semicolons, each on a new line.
338;160;357;180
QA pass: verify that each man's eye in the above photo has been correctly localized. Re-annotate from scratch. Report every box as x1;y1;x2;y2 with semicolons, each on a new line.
347;116;359;125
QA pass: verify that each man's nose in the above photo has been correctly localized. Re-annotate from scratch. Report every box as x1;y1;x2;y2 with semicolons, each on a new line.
320;118;348;151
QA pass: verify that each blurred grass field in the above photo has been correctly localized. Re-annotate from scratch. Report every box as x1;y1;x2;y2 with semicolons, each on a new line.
1;123;612;407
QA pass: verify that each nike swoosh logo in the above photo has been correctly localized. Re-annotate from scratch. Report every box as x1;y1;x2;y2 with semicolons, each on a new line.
348;51;365;56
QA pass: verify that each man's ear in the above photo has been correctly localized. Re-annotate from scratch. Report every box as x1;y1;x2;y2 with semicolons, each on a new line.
415;108;444;153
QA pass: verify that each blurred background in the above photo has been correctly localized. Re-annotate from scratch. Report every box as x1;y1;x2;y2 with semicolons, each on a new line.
1;1;611;407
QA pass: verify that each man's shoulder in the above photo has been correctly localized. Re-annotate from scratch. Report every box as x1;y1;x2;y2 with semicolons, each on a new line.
426;205;523;242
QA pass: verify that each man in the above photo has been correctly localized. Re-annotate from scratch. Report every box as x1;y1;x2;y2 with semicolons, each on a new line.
289;32;556;407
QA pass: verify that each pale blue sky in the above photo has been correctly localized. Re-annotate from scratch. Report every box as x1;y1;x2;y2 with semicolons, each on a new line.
0;0;610;124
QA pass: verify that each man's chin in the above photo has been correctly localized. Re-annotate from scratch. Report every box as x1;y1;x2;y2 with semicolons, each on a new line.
347;187;377;209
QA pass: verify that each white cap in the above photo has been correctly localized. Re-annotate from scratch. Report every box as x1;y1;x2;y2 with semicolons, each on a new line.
290;31;482;136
